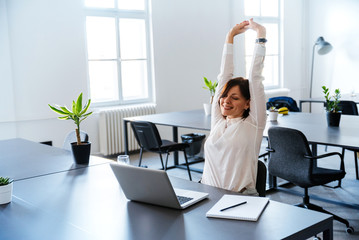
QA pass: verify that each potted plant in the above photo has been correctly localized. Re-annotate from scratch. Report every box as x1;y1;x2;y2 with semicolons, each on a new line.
0;177;13;205
49;93;93;164
203;77;218;116
322;86;341;126
268;106;278;121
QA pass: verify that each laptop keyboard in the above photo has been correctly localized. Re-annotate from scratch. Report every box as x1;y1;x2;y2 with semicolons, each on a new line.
177;195;193;205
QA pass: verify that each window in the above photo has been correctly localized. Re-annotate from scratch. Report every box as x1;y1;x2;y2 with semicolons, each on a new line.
244;0;281;89
85;0;153;106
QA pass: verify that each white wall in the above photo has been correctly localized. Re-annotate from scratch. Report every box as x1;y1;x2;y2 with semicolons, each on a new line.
1;0;98;148
306;0;359;112
151;0;232;113
0;0;233;151
0;0;17;137
4;0;354;152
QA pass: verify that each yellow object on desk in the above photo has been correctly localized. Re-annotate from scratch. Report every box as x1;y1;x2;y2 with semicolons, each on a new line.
278;107;289;115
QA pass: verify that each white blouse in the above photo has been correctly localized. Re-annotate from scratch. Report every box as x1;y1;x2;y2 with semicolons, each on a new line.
201;43;267;194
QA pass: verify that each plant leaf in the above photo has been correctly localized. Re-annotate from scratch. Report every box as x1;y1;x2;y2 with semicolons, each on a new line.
58;116;70;120
79;99;91;116
76;93;83;115
60;106;71;114
49;104;68;115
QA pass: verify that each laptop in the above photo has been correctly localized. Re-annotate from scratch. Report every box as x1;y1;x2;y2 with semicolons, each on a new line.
110;163;209;209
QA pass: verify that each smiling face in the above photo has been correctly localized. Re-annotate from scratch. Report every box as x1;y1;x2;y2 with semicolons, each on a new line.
219;78;251;119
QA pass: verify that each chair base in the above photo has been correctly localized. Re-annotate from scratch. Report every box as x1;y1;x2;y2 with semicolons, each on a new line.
296;192;354;233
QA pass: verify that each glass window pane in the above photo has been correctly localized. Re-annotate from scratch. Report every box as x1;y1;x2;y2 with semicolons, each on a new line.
261;0;278;17
263;23;278;55
86;17;117;59
118;0;145;10
244;30;257;56
119;18;147;59
121;60;148;100
88;61;119;102
262;55;279;86
245;55;278;87
244;0;260;16
85;0;114;8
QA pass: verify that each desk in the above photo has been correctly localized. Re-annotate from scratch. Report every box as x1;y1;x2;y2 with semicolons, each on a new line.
299;93;359;112
124;110;211;168
1;163;333;240
0;138;109;181
124;109;359;157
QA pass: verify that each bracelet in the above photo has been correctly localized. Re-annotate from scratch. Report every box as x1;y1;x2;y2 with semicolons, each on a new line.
255;38;267;43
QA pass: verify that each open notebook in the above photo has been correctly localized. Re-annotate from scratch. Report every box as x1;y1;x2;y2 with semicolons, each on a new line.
206;194;269;221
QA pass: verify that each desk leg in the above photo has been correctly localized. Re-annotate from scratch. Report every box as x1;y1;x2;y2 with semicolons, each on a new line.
322;221;333;240
268;174;277;189
311;143;318;167
124;120;129;155
173;126;178;165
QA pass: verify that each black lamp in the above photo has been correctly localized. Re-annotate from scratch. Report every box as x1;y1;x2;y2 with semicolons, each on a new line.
309;36;333;112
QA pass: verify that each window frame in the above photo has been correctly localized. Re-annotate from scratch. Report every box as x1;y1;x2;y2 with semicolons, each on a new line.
243;0;282;90
85;0;154;107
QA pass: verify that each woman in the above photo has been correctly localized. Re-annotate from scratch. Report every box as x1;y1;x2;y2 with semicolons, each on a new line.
201;19;267;195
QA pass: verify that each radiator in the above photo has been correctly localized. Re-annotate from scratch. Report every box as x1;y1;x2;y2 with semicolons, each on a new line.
98;104;156;155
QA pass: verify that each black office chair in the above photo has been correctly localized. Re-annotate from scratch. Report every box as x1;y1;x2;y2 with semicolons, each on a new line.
63;130;89;151
324;100;359;179
338;101;359;180
130;121;192;181
266;96;300;112
256;160;267;197
267;126;354;233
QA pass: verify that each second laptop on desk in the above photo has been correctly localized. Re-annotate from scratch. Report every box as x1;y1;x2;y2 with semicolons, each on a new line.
110;163;208;209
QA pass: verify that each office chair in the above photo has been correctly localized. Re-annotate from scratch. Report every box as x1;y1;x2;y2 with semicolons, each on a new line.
63;130;89;151
267;126;354;233
266;96;300;112
325;100;359;179
256;160;267;197
130;121;192;181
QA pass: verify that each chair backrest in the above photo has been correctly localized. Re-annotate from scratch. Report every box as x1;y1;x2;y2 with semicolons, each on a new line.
256;160;267;197
266;96;300;112
63;130;89;151
338;101;358;115
130;121;162;150
267;127;314;187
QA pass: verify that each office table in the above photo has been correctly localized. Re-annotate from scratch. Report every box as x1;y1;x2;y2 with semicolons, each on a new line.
0;138;109;181
299;93;359;112
1;163;333;240
124;110;211;169
124;109;359;156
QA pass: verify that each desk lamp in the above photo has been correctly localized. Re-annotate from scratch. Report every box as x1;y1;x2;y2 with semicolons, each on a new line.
309;36;333;112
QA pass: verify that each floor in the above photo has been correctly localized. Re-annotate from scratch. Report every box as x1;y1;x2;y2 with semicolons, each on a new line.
101;144;359;240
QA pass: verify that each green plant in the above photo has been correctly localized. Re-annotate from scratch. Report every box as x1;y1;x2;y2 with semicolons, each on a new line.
0;177;12;186
49;93;93;145
322;86;341;113
203;77;218;104
269;106;277;112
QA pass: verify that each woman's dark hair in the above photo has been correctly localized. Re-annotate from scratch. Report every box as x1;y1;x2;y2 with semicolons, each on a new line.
218;77;250;119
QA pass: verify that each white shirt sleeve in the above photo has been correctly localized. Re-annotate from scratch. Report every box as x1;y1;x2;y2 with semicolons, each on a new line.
248;43;267;128
211;43;234;130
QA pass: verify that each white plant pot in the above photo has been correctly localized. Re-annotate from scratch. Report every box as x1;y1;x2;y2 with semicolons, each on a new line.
203;103;211;116
0;182;13;205
268;111;278;122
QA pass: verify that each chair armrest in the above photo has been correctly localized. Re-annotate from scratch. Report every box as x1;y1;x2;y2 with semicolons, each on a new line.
304;152;344;170
266;147;274;152
304;151;342;160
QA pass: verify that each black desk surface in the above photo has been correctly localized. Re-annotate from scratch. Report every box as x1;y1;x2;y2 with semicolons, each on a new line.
1;163;332;240
0;138;109;181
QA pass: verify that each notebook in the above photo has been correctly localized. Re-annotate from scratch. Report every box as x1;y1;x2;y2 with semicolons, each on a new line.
206;194;269;221
110;163;209;209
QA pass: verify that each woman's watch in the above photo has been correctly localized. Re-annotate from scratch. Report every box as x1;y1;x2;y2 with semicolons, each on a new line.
255;38;267;44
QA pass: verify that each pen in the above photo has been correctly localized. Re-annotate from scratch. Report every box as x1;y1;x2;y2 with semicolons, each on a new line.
220;201;247;212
